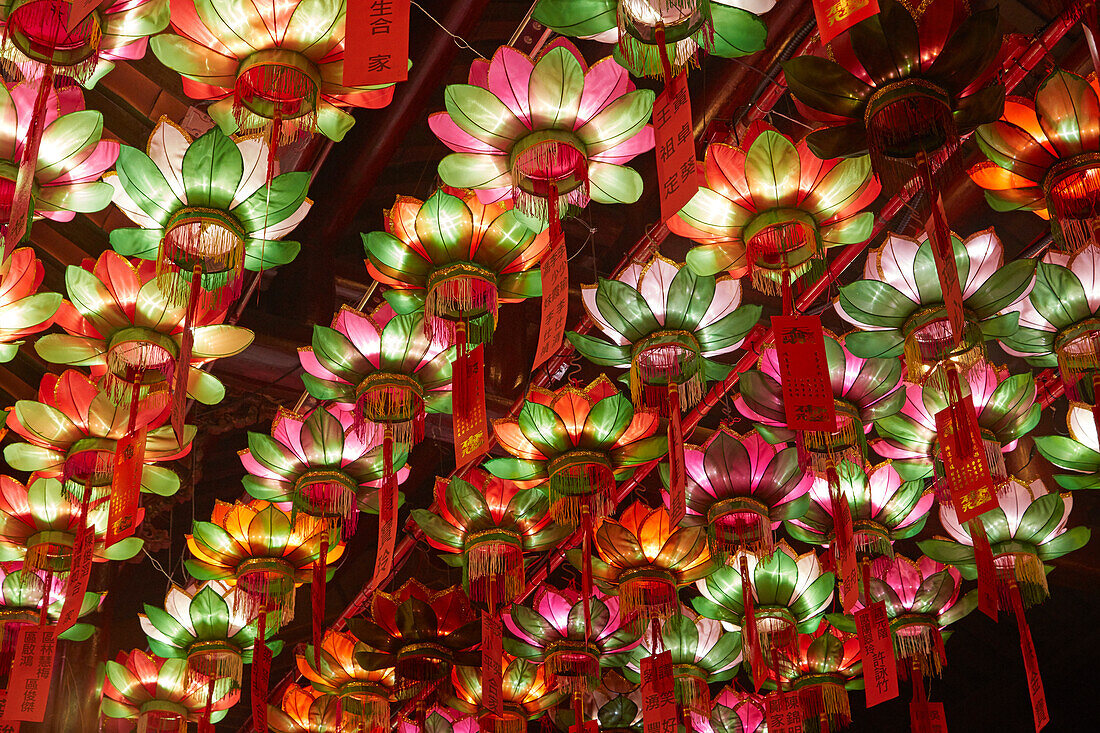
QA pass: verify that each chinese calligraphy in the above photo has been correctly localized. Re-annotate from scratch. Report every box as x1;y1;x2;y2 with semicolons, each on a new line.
4;626;56;722
771;316;836;431
453;343;488;466
481;612;504;717
854;601;898;706
533;228;569;369
811;0;881;44
652;72;699;223
107;423;146;546
345;0;411;86
640;651;677;733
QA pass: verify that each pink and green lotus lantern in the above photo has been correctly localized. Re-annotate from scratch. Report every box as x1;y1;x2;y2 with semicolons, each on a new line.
769;623;862;733
300;302;454;447
0;247;60;362
568;254;760;415
825;555;974;677
3;370;191;503
348;580;481;698
240;406;410;538
0;0;168;86
106;118;311;312
568;501;714;633
736;331;905;474
671;123;879;296
411;469;567;609
836;229;1035;383
872;362;1041;487
0;563;101;648
551;672;642;733
102;649;236;731
0;474;143;571
430;40;655;224
504;587;641;692
399;706;478;733
0;82;116;227
140;580;282;692
786;461;933;562
268;684;353;733
448;655;564;733
363;188;548;348
710;686;765;733
533;0;768;80
692;541;833;663
971;70;1100;255
1035;402;1100;490
486;375;666;527
298;629;395;733
919;478;1090;608
185;500;342;627
151;0;400;143
659;427;812;561
35;250;253;411
623;612;742;727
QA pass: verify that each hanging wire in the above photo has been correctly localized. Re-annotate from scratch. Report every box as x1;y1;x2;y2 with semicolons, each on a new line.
411;1;487;59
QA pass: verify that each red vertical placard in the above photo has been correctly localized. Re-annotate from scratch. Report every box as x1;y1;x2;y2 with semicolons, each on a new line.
367;472;398;595
969;518;999;621
533;226;569;369
106;424;146;546
481;612;503;718
811;0;880;44
935;398;999;524
251;613;270;733
668;387;686;526
344;0;411;86
4;626;56;722
1010;585;1049;732
641;651;677;733
56;525;92;634
923;186;965;346
764;692;803;733
854;602;899;706
910;702;949;733
771;316;836;431
653;71;699;223
831;474;859;613
453;344;488;466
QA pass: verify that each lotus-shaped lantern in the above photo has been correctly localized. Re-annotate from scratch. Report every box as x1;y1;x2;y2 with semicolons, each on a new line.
786;462;933;561
240;406;410;538
1035;403;1100;490
0;247;60;362
412;469;567;608
0;0;169;85
140;581;281;691
300;302;454;447
363;188;548;347
398;707;478;733
35;250;253;408
873;362;1041;485
623;613;742;726
692;542;833;662
551;671;642;733
448;655;564;733
534;0;768;79
710;686;765;733
486;375;666;526
672;123;879;293
430;41;654;222
569;502;714;632
782;0;1004;187
0;474;143;571
151;0;399;141
106;118;311;309
102;649;236;730
568;255;760;414
737;331;904;473
919;478;1090;608
661;428;810;560
0;563;101;644
971;70;1100;254
348;580;480;697
837;228;1035;382
0;82;116;224
268;685;352;733
770;623;862;732
4;369;192;501
504;587;640;692
826;555;974;677
185;500;342;626
298;629;395;732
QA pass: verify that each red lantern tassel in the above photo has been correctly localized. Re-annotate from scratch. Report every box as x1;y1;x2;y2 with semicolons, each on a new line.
581;505;593;633
199;676;215;733
1;64;52;260
667;383;686;526
172;265;203;444
252;609;270;733
739;554;764;691
312;534;327;672
1092;372;1100;443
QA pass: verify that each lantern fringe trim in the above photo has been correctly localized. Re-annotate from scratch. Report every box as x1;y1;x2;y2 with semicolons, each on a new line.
614;0;713;79
424;268;499;347
864;79;958;192
994;552;1048;609
186;646;244;689
0;7;101;85
674;670;711;721
545;647;599;692
894;624;943;677
291;476;358;540
466;537;525;607
233;63;319;143
631;345;704;416
341;693;390;732
797;680;850;730
710;508;774;561
903;317;985;386
547;455;616;528
61;449;115;499
509;138;589;223
1045;153;1100;254
104;340;175;409
158;215;247;312
619;571;677;633
233;563;296;629
354;377;426;447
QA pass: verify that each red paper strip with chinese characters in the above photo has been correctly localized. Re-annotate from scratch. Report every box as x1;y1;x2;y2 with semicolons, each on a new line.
653;71;699;223
345;0;411;86
367;471;398;595
57;483;93;634
641;651;677;733
453;344;488;467
668;388;686;526
910;702;949;733
533;221;569;369
830;470;859;613
1010;584;1049;732
251;612;270;733
481;612;504;718
764;692;803;733
771;316;836;431
969;518;999;621
812;0;880;44
4;626;56;722
855;601;899;706
106;424;146;546
935;397;999;524
924;187;965;345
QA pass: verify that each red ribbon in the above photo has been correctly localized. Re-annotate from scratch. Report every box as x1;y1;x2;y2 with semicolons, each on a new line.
312;534;327;671
251;610;270;732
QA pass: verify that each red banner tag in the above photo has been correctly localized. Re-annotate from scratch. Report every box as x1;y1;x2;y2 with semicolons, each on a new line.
771;316;836;431
4;626;56;722
653;71;699;223
1010;585;1049;732
345;0;411;86
668;389;686;527
481;612;503;717
641;651;677;733
1;70;51;261
453;344;489;467
533;229;569;370
56;524;93;634
910;702;948;733
812;0;880;45
106;424;146;546
581;510;594;630
855;601;899;706
367;474;398;595
832;480;859;613
739;555;765;691
924;188;965;346
0;690;21;731
764;692;803;733
969;518;999;621
935;398;999;524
